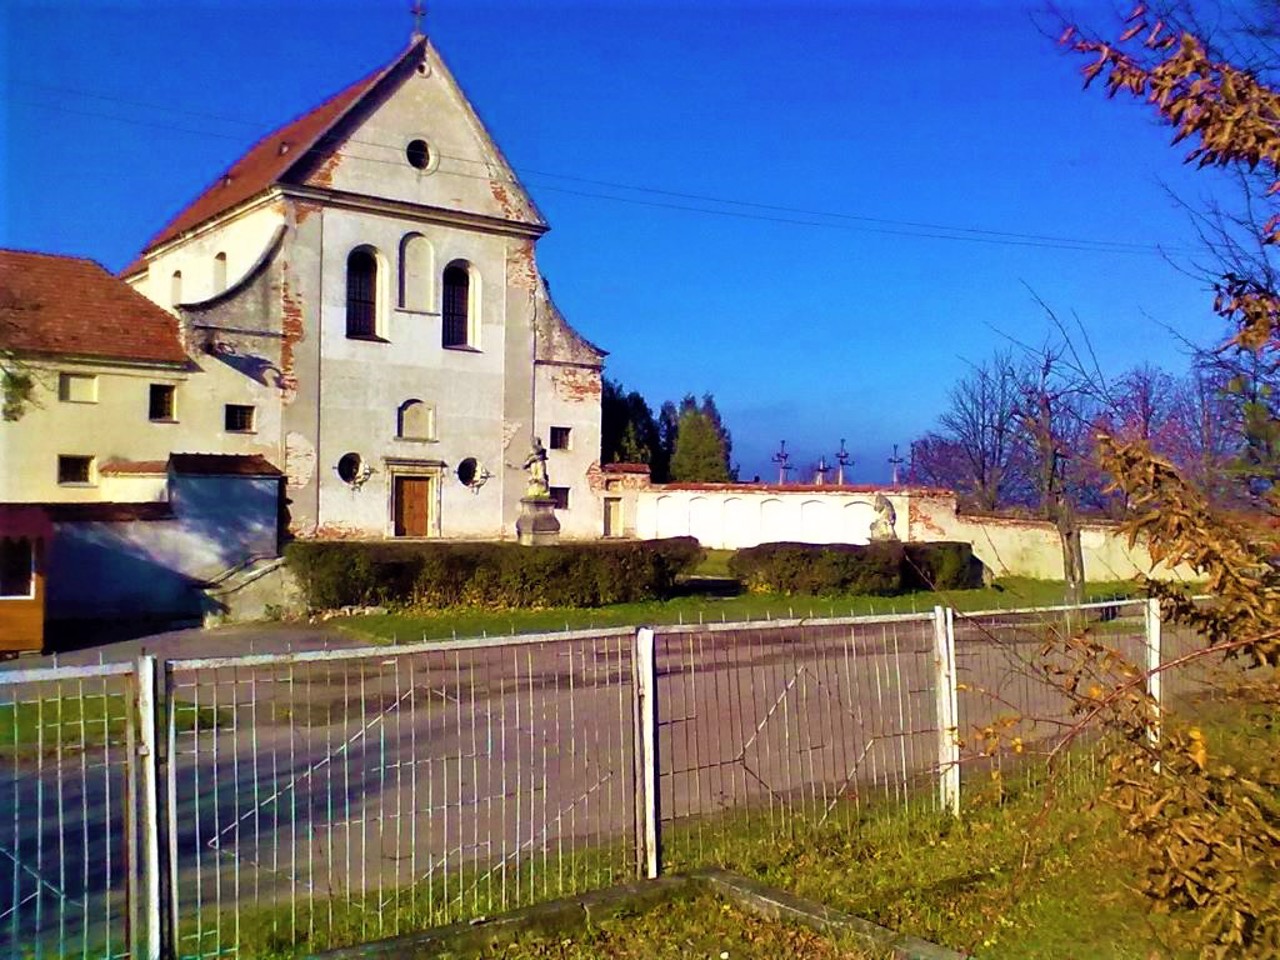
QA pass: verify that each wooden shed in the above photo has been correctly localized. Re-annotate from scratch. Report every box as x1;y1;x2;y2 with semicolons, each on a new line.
0;505;51;653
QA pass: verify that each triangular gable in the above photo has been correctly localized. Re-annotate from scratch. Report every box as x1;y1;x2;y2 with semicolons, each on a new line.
286;41;545;228
123;37;544;277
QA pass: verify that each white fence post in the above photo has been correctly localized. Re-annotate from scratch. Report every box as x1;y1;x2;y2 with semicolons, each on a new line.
136;655;162;960
632;627;660;878
1144;597;1163;750
933;606;961;816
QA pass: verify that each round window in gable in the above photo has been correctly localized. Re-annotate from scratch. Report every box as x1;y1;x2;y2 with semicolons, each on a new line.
406;139;431;170
456;457;478;486
337;453;363;484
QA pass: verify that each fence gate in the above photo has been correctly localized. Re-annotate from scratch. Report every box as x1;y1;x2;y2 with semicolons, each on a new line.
0;659;159;959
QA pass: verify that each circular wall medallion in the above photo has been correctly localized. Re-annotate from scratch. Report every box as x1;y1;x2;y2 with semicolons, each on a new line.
337;453;363;484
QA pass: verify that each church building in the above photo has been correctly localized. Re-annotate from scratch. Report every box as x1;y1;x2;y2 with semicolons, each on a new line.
119;33;605;541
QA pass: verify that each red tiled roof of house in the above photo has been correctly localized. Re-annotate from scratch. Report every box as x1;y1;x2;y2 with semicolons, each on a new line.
0;249;189;364
169;453;282;477
603;463;652;475
99;460;169;476
121;42;422;278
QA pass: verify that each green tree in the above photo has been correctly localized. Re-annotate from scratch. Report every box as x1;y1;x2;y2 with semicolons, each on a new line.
600;378;665;477
669;404;732;482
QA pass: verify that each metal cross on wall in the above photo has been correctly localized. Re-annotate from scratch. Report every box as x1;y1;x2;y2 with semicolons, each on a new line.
835;439;852;486
411;1;426;37
888;444;905;486
814;456;830;485
771;440;792;484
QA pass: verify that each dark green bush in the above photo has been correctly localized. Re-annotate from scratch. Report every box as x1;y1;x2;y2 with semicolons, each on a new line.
903;542;984;590
285;538;703;611
729;542;904;596
728;540;981;596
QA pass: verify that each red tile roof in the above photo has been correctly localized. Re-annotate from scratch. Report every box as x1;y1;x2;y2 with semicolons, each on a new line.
99;460;169;476
169;454;282;477
603;463;652;475
122;41;422;277
0;249;189;364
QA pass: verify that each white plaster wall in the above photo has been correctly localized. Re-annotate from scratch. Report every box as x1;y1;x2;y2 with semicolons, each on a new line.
312;45;541;227
534;363;602;539
907;494;1199;583
635;488;910;549
131;203;286;308
45;475;279;619
315;206;512;538
0;359;279;503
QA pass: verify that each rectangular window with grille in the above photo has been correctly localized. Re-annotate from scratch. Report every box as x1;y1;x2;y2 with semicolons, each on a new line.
149;384;176;421
57;455;93;485
442;262;471;348
550;486;570;510
550;426;571;450
225;404;256;433
346;249;378;338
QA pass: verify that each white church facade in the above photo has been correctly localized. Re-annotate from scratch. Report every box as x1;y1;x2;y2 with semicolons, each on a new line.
114;35;604;542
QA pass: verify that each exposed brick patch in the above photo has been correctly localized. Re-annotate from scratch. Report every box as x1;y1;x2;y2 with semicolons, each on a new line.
587;462;651;493
308;148;344;189
507;239;538;294
279;262;303;403
551;365;601;403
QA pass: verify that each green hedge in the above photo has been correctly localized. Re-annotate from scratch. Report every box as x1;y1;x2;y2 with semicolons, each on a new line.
285;538;703;611
728;541;982;596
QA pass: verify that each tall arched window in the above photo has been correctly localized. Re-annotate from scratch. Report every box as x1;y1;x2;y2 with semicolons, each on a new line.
170;270;183;307
346;248;379;338
442;260;471;348
213;252;228;292
399;234;432;312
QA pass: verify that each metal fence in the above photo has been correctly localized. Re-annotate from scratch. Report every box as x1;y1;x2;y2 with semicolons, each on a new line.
0;599;1216;959
0;661;148;960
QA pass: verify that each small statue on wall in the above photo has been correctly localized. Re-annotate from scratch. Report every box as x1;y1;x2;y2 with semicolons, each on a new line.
869;493;899;542
523;437;551;499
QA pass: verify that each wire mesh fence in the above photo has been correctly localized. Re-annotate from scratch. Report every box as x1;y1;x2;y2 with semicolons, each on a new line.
0;662;141;960
653;614;943;872
163;629;639;959
0;596;1224;959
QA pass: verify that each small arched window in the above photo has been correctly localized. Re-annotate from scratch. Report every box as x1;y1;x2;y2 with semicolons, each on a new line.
170;270;183;307
399;234;432;312
346;248;379;338
442;260;471;348
213;252;228;292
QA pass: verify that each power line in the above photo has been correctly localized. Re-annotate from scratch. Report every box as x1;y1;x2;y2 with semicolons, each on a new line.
10;82;1198;257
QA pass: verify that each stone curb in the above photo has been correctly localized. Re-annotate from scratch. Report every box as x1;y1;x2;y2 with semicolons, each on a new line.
693;868;969;960
308;870;967;959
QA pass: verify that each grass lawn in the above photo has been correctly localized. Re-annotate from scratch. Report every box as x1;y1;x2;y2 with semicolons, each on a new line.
665;685;1277;960
472;890;881;959
0;694;224;756
332;577;1142;644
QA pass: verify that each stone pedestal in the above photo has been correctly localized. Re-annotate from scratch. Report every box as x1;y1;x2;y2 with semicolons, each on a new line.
516;496;561;546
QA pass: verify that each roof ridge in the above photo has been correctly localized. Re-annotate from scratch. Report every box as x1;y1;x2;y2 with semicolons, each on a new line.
122;38;426;275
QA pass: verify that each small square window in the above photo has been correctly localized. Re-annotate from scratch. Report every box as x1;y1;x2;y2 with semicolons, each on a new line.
58;373;98;403
149;384;176;421
550;486;570;510
225;404;256;433
0;538;34;599
57;455;94;485
549;426;571;450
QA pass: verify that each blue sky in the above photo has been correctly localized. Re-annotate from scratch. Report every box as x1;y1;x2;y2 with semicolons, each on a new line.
1;0;1240;481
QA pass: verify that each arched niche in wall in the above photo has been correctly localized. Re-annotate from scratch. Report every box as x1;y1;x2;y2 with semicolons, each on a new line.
398;233;433;312
397;398;436;441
